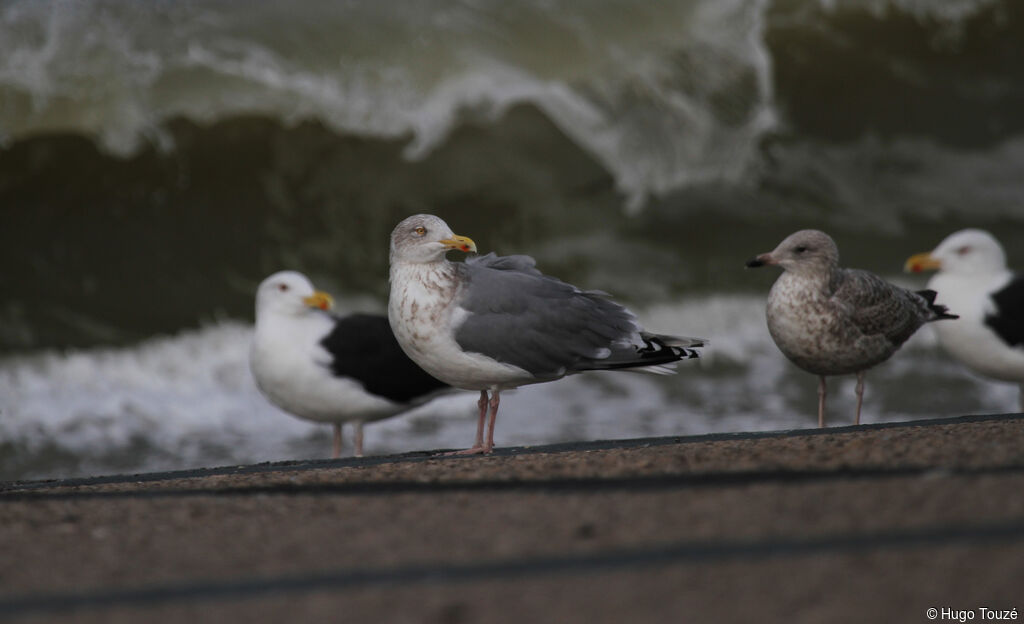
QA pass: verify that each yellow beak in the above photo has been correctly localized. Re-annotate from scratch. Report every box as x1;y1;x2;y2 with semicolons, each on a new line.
303;291;334;311
439;234;477;253
904;252;942;273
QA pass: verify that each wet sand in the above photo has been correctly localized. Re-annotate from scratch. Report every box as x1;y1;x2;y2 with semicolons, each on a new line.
2;413;1023;623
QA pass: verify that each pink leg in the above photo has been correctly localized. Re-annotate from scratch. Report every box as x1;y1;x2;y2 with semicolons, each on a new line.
482;390;500;454
854;372;865;426
353;421;365;458
443;390;490;456
817;376;827;428
332;423;343;459
473;390;487;449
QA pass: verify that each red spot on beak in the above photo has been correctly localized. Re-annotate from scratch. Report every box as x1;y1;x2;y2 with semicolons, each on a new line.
303;291;334;311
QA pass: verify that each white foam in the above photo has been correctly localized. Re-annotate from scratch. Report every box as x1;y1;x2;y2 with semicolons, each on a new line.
0;323;304;474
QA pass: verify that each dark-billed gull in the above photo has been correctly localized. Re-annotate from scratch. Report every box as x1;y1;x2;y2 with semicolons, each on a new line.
251;271;449;457
905;229;1024;411
388;214;704;455
747;229;957;427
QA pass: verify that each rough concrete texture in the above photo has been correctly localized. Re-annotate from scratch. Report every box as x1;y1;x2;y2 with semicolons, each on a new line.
2;414;1023;623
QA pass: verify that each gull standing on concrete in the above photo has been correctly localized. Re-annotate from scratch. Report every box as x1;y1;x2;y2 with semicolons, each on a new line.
905;229;1024;412
251;271;450;457
747;229;957;427
387;214;705;455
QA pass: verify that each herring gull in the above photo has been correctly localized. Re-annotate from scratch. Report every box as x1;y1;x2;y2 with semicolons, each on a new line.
387;214;705;455
747;229;957;427
251;271;450;457
905;229;1024;412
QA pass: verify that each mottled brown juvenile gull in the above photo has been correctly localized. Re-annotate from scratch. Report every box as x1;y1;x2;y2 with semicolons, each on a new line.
250;271;450;458
388;214;705;455
905;229;1024;411
747;229;957;427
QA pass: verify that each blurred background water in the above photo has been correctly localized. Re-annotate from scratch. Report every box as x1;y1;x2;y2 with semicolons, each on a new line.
2;0;1023;481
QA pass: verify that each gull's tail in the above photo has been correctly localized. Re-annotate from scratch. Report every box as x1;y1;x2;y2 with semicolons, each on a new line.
915;289;959;321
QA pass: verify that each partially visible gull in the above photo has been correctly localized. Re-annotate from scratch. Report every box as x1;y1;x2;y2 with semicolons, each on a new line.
387;214;705;455
250;271;450;458
905;229;1024;412
747;229;957;427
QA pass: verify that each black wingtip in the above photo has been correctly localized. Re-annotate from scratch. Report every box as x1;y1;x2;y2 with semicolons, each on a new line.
664;345;702;361
657;339;703;362
916;289;959;321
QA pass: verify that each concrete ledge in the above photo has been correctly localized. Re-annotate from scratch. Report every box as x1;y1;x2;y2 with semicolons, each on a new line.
2;413;1022;623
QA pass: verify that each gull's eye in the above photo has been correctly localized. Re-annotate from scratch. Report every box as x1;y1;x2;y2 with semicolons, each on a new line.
794;245;808;254
278;283;289;292
956;245;971;256
414;226;427;236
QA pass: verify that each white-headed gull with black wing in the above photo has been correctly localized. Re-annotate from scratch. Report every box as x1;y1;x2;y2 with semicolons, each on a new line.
387;214;705;455
250;271;450;458
905;229;1024;412
747;229;957;427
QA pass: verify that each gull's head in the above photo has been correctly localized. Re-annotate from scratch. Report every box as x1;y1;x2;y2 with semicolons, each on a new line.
255;271;333;322
389;214;477;265
746;229;839;274
904;228;1007;277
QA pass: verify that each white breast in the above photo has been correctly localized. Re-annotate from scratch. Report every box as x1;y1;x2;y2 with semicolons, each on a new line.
388;262;533;390
929;272;1024;382
250;313;402;424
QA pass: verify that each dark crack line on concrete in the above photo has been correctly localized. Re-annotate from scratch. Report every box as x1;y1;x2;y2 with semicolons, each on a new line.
2;462;1023;502
1;519;1022;618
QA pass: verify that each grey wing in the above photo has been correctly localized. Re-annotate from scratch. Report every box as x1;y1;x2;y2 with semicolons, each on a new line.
832;269;930;346
466;252;544;276
452;260;640;378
